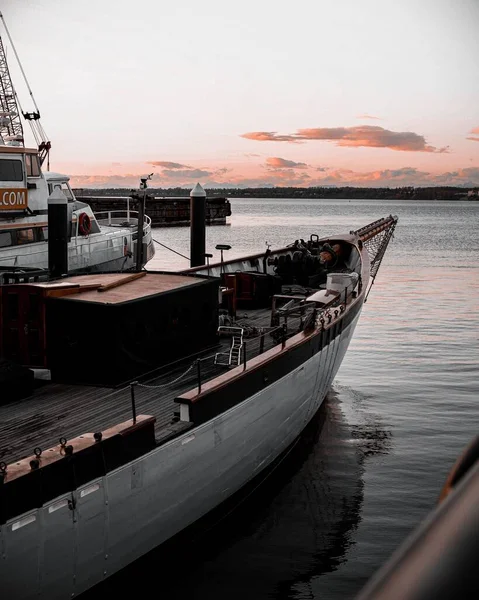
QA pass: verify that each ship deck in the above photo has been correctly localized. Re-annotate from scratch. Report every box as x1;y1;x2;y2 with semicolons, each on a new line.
0;305;304;465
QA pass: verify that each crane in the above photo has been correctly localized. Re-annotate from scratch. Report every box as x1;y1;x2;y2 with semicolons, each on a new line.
0;12;51;167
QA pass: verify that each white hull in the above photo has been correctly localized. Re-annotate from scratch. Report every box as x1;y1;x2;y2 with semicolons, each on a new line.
0;230;155;276
0;308;361;599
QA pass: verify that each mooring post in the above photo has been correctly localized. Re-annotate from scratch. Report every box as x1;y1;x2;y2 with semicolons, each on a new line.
190;182;206;268
130;381;138;424
48;187;69;278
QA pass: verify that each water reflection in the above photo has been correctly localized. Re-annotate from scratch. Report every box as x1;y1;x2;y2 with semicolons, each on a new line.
86;388;392;600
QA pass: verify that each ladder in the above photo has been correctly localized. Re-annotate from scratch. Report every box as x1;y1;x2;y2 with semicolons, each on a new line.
214;326;244;367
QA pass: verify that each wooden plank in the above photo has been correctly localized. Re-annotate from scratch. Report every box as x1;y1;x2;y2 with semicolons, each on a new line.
97;271;147;292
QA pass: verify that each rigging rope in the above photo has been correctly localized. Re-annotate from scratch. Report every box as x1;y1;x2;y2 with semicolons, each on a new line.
152;237;189;261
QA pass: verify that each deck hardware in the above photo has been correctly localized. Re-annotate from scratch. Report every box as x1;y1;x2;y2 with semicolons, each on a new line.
29;459;39;470
0;461;6;483
259;333;265;354
94;432;103;442
282;323;287;349
328;313;332;323
205;252;213;275
334;310;339;318
59;437;67;448
64;445;73;456
215;244;231;276
197;359;202;394
34;447;42;457
130;382;138;424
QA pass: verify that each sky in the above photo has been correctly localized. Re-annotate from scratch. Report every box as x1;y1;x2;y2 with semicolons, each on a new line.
2;0;479;188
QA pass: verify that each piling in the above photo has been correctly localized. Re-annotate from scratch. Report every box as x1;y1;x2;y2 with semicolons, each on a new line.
190;182;206;267
47;187;68;278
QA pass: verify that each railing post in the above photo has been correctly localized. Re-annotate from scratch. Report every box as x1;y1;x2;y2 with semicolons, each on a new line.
243;342;247;371
130;381;138;424
108;211;112;226
282;323;287;349
197;359;202;394
259;333;265;354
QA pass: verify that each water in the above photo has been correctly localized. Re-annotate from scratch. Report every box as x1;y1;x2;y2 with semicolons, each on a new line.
129;200;479;598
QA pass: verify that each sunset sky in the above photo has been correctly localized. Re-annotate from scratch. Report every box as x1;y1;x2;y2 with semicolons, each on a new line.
2;0;479;188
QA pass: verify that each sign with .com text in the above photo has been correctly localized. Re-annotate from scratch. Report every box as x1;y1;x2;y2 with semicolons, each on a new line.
0;188;28;211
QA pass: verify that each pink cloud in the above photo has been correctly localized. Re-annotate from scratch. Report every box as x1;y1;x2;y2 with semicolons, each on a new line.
266;157;308;169
357;114;381;120
68;164;479;190
466;137;479;142
161;168;213;179
147;161;192;169
241;125;448;153
470;126;479;134
241;131;298;143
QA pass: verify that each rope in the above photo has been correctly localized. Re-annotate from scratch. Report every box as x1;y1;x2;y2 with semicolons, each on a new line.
136;362;196;388
152;237;189;261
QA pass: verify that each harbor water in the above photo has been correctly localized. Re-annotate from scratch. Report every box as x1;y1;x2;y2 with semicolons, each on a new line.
104;199;479;599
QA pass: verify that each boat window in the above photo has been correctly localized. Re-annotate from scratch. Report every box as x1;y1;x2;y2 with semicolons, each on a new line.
0;159;23;181
16;228;35;245
25;154;41;177
39;226;48;241
0;231;13;247
61;182;73;201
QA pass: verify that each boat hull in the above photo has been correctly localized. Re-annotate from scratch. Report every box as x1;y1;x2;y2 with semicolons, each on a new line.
0;306;362;599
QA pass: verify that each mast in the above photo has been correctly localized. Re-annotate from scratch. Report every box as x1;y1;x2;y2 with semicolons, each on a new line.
0;12;51;166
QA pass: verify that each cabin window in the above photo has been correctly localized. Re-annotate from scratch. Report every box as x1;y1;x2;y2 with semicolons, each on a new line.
39;227;48;241
0;231;13;247
61;182;73;201
0;159;23;181
16;229;35;245
25;154;41;177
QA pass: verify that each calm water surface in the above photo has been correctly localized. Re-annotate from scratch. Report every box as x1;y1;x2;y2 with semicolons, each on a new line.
141;199;479;599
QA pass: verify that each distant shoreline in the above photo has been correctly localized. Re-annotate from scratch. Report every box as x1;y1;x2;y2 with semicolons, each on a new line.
73;186;478;201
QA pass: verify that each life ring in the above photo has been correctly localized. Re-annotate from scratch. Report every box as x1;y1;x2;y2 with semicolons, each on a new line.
78;212;91;236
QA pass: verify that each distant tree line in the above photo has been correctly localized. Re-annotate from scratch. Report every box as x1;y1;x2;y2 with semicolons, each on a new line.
73;186;478;200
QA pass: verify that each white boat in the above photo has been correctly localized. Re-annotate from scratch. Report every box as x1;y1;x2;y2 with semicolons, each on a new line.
0;147;154;281
0;17;154;281
0;214;397;598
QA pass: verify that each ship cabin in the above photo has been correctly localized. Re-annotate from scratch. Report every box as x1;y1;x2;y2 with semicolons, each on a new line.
0;146;95;252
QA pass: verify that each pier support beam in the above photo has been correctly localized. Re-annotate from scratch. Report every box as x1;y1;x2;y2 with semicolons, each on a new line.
190;182;206;268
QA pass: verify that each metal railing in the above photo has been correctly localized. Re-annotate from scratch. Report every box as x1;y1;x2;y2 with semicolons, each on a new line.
93;210;152;236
